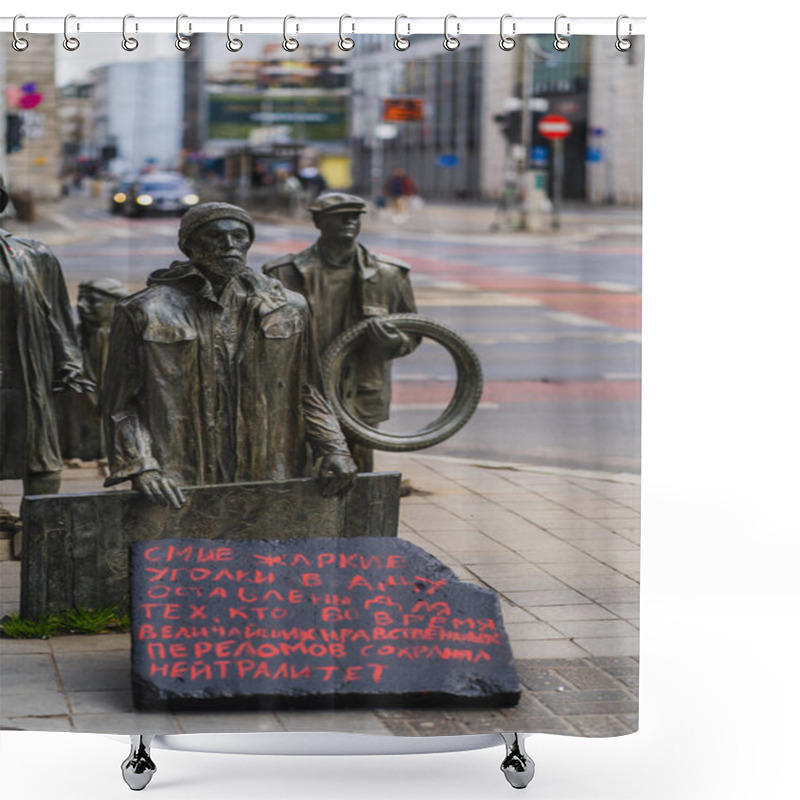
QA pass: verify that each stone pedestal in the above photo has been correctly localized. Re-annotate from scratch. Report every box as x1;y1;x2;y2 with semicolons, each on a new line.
21;473;400;619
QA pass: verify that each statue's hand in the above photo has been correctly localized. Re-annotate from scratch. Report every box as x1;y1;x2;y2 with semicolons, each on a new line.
53;369;97;394
365;319;410;355
132;470;186;510
318;453;358;497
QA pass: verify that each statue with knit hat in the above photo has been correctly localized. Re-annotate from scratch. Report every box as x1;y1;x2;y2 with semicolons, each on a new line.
102;202;357;509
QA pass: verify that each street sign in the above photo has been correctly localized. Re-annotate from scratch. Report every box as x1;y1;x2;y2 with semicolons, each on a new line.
382;98;424;123
531;146;549;167
538;114;572;140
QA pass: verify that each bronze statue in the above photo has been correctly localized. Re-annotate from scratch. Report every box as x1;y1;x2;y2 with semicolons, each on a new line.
57;278;130;462
263;193;419;472
0;175;93;497
102;202;357;509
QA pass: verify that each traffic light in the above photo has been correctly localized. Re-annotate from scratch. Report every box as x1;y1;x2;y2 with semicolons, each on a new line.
493;110;521;144
6;114;24;154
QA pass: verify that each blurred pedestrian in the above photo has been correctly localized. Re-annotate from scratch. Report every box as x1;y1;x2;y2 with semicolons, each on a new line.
298;166;328;198
384;167;418;217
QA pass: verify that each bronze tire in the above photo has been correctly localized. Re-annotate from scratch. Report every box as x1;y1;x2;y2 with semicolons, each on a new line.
321;314;483;451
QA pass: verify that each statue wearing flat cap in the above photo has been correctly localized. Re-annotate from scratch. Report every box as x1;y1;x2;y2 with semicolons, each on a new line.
1;175;93;497
263;193;419;472
102;202;357;508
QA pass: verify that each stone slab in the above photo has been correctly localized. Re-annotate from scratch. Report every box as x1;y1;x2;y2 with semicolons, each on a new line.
20;474;400;619
130;537;520;711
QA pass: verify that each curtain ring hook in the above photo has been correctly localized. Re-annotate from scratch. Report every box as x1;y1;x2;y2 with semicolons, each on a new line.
226;15;243;52
12;14;29;52
615;14;632;51
499;14;515;51
443;14;460;51
176;14;191;51
63;14;80;51
394;15;410;51
554;14;570;51
338;14;354;51
283;15;299;51
121;14;138;51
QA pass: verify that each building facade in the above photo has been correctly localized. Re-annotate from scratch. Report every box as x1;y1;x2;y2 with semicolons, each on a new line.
2;34;62;202
347;34;643;206
91;59;185;176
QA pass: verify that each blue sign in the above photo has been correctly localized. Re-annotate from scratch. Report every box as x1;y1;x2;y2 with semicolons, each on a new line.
586;147;603;163
531;146;549;166
436;154;460;168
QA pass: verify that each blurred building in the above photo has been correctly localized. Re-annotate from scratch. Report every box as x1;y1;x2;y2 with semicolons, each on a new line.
348;34;643;205
57;81;96;180
2;34;62;201
91;59;185;175
195;38;353;192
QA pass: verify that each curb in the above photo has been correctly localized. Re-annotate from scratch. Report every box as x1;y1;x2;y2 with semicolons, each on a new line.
384;452;641;485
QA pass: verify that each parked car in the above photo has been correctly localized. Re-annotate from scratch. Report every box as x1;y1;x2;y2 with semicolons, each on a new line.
109;177;136;215
121;173;200;217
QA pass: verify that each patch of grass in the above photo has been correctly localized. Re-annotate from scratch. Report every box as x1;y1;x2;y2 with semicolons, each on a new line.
0;614;61;639
0;607;130;639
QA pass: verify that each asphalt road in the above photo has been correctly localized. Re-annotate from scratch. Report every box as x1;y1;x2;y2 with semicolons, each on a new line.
48;197;641;474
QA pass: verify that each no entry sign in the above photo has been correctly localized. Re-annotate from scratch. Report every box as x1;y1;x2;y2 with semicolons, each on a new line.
538;114;572;140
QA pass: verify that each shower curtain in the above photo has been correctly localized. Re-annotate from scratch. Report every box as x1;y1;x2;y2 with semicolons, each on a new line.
0;24;643;741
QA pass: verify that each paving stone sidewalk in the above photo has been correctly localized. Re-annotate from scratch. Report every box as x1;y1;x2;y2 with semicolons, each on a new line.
0;453;639;737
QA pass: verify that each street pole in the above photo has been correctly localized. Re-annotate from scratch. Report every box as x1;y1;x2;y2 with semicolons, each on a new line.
517;38;533;231
552;138;564;229
371;133;383;205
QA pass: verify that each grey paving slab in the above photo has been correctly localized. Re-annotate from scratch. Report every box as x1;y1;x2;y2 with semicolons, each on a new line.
503;621;565;640
579;587;640;604
53;651;130;692
497;602;540;624
515;547;601;564
176;713;285;733
414;530;506;552
538;521;614;536
50;634;129;653
599;602;641;618
536;688;638;716
511;640;589;659
0;637;52;654
1;654;57;693
478;574;571;593
405;718;471;736
553;665;625;691
466;562;552;578
276;711;392;735
503;589;595;607
573;637;640;657
1;715;73;731
565;714;635;736
561;575;640;590
456;550;528;565
531;604;618;622
67;690;133;714
71;712;181;734
401;514;479;533
1;691;69;717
